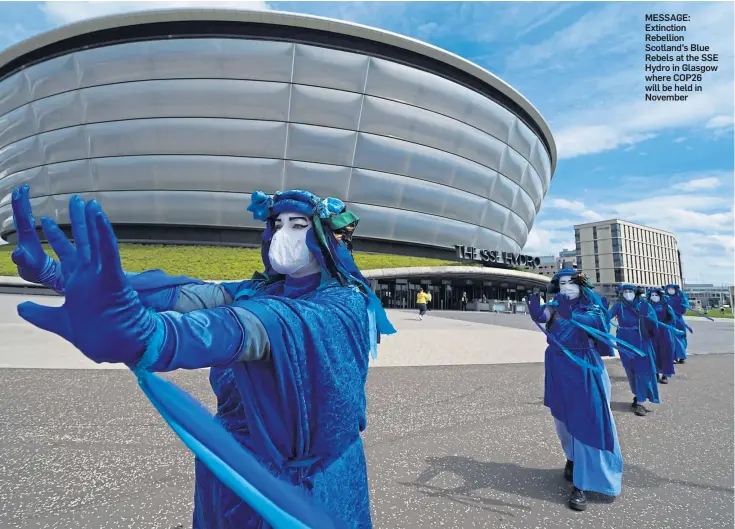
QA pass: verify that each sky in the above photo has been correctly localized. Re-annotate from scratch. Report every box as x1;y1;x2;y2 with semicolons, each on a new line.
0;1;733;284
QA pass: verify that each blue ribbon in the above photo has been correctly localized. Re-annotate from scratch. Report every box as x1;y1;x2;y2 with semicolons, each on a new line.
533;320;603;373
646;316;687;336
132;369;342;529
687;307;715;322
567;319;647;358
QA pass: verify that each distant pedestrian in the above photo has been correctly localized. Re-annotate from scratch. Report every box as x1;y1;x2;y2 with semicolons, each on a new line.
460;291;468;311
425;288;433;311
416;287;429;320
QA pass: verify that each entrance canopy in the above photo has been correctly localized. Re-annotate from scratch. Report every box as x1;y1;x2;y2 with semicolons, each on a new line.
362;266;550;288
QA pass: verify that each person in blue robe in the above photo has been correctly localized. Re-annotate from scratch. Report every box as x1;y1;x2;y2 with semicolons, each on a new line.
11;184;396;529
664;284;690;364
527;269;623;512
647;287;677;384
608;285;660;416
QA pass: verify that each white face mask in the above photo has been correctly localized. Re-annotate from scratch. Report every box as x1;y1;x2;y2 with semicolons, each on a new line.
667;288;676;295
558;277;580;300
268;212;320;277
622;291;635;302
650;294;661;303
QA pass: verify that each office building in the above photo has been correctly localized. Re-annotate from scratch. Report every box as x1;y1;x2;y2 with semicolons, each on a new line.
684;284;732;309
0;9;556;309
574;219;682;299
557;248;577;271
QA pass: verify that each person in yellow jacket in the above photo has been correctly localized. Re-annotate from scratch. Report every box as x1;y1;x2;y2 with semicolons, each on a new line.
416;287;429;320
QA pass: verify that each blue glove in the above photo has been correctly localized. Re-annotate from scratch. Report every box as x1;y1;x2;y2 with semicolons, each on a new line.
10;185;64;291
17;200;157;365
528;292;543;319
554;294;574;319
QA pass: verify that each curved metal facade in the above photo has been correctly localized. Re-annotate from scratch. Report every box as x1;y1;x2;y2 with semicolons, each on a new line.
0;15;555;256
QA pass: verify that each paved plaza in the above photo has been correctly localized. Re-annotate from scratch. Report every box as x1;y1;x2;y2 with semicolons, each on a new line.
0;294;733;528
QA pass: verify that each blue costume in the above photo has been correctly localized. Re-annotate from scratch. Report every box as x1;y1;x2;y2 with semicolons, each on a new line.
528;270;623;511
608;285;660;413
11;184;396;529
664;284;690;363
647;288;677;382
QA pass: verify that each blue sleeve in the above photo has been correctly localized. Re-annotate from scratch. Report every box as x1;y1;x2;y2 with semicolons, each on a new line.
531;304;553;323
136;306;271;372
608;303;620;321
572;305;605;330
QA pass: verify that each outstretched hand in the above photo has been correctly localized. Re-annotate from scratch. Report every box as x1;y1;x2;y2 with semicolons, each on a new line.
528;292;543;319
10;185;59;286
17;199;158;365
554;294;574;319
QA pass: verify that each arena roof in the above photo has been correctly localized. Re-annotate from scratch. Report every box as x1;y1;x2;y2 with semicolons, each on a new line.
0;8;557;174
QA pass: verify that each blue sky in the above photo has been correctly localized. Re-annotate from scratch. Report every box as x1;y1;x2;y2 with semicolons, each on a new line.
1;1;733;284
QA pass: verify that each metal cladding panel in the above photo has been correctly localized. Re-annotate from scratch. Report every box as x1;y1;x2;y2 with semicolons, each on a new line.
489;174;517;211
353;132;495;199
91;156;285;194
285;123;356;167
292;44;369;93
283;161;351;200
480;200;511;234
0;35;554;254
348;167;489;229
289;84;362;130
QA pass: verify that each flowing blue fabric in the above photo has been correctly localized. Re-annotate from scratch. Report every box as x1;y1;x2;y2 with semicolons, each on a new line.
530;295;618;453
608;301;660;404
134;369;344;529
666;292;690;360
553;365;623;496
185;274;374;529
649;301;677;377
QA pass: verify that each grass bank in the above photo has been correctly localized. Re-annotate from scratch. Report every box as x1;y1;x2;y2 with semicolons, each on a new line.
686;308;733;319
0;243;469;280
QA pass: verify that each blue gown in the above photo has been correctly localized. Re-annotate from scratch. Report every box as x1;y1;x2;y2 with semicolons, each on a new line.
130;271;374;529
650;301;677;377
609;302;660;404
533;299;623;496
667;294;689;361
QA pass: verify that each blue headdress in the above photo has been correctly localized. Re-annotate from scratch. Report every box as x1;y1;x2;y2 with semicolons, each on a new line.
247;190;396;355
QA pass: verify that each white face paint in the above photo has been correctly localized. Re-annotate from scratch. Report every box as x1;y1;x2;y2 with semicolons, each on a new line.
558;276;580;300
650;294;661;303
268;211;321;277
667;287;676;295
622;290;635;302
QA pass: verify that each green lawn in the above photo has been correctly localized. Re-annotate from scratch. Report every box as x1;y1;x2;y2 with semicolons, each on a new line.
0;243;472;280
686;308;733;319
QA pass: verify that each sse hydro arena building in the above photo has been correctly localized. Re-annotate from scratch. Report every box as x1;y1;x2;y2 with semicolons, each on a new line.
0;9;556;311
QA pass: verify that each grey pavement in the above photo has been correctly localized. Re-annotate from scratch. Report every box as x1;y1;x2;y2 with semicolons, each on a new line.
0;292;733;529
0;357;732;529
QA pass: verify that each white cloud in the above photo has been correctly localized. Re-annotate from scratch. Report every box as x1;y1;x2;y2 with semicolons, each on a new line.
41;1;270;26
546;198;603;221
672;177;722;192
705;114;735;130
528;170;734;283
673;137;687;143
507;2;734;159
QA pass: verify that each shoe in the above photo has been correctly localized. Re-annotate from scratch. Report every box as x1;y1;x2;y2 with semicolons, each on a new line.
631;397;638;409
679;359;686;364
634;404;647;416
564;460;574;482
659;376;668;384
568;487;587;511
